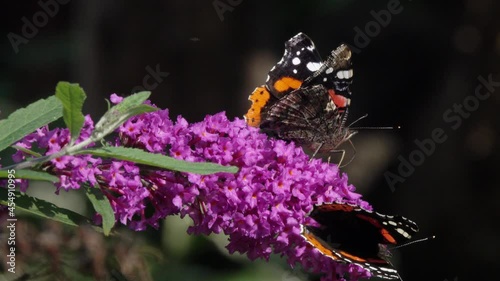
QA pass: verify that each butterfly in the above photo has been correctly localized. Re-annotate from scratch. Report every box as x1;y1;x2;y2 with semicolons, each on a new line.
245;33;356;159
301;202;419;279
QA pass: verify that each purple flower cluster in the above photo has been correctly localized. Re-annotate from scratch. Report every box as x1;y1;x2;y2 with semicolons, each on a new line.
12;94;373;281
13;115;99;192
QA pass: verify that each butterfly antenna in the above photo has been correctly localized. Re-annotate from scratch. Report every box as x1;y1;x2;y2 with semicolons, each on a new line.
391;235;437;250
350;125;401;130
348;113;401;130
388;236;436;281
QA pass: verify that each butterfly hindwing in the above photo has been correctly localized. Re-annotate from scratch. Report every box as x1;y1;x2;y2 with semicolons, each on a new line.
261;85;355;153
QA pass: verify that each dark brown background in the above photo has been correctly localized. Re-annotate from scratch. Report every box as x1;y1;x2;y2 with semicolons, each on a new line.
1;1;499;280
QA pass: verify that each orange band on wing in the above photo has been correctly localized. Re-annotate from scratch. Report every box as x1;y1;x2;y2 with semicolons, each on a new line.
338;250;367;262
380;228;397;244
273;77;302;94
356;214;382;227
244;86;271;127
356;214;398;244
303;232;341;261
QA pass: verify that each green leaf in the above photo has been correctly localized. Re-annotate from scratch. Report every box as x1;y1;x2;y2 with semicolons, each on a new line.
84;185;115;236
0;189;93;228
0;95;62;152
55;82;87;142
79;147;239;175
99;92;155;125
91;92;157;142
113;91;151;112
0;169;59;183
125;104;158;117
11;144;43;157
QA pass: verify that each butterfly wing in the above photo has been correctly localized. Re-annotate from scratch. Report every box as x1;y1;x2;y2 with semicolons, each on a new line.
301;203;419;279
266;32;324;98
245;33;323;127
312;203;419;245
260;85;355;152
303;43;354;111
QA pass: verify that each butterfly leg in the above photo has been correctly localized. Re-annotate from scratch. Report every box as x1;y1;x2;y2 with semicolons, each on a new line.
335;139;357;168
322;149;346;166
344;139;357;167
337;149;346;167
309;142;324;162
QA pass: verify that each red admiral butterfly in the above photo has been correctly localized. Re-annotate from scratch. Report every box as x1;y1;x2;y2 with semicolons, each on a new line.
244;33;356;157
301;202;419;279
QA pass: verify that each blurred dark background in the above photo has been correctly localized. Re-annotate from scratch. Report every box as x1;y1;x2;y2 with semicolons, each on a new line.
1;1;499;281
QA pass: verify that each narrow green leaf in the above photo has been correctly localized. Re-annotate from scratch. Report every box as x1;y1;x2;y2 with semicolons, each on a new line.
113;91;151;113
11;144;43;157
125;104;158;117
91;93;157;142
0;95;62;152
84;185;115;236
55;82;87;142
79;147;239;175
98;91;153;123
0;189;92;228
0;169;59;182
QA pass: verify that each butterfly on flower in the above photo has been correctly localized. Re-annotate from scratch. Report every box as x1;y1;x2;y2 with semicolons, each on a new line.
245;33;356;160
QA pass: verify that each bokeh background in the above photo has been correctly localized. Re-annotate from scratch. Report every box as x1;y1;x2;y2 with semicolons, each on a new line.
1;1;499;281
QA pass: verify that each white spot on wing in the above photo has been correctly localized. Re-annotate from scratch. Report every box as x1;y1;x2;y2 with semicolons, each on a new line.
379;267;397;272
306;62;322;72
396;228;410;238
292;57;301;65
348;69;353;78
326;67;333;74
336;70;354;79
